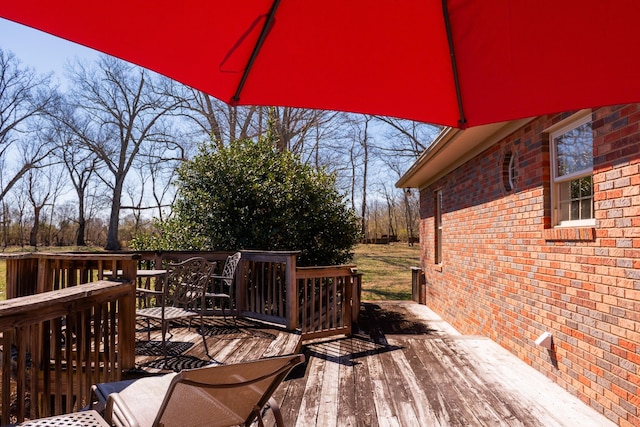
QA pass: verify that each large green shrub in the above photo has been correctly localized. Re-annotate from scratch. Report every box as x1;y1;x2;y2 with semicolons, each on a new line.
133;138;360;266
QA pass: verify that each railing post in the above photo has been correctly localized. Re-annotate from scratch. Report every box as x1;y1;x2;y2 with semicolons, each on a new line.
351;269;362;323
119;259;137;371
236;257;246;316
285;253;298;330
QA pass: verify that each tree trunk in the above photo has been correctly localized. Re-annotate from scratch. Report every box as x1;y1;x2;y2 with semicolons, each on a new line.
105;177;124;250
360;120;369;238
76;196;86;246
29;206;41;247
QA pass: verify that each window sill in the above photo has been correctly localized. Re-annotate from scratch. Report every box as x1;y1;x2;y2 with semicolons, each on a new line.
432;264;443;272
544;227;595;242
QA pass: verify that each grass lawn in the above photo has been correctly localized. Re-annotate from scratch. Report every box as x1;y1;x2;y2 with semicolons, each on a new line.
0;243;421;302
353;243;420;301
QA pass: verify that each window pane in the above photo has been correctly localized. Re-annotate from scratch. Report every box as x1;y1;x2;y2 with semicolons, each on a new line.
559;180;572;201
581;198;592;219
579;176;593;198
558;176;593;221
570;179;581;198
559;198;571;222
555;121;593;177
571;199;580;220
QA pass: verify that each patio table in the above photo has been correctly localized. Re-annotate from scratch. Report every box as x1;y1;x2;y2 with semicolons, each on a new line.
11;410;109;427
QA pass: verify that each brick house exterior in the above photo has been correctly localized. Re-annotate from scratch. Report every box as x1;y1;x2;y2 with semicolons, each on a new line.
397;105;640;426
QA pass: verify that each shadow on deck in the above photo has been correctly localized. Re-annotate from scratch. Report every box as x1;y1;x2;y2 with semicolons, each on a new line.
132;316;301;376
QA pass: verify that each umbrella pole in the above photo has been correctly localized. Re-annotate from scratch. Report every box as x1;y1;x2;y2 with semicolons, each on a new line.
442;0;467;128
231;0;283;104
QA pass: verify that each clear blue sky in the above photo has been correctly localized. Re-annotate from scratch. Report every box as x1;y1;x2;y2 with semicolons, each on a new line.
0;17;98;79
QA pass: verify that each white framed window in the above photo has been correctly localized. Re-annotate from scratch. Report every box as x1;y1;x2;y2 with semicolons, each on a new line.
549;111;594;227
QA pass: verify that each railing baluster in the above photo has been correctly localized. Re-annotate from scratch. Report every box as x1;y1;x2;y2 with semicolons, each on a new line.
1;330;12;425
16;327;26;421
52;317;63;416
37;320;46;418
64;312;73;415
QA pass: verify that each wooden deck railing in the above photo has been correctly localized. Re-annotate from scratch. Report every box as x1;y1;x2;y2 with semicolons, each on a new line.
130;251;362;339
0;250;362;422
296;265;360;341
0;281;135;424
2;252;139;297
236;251;298;328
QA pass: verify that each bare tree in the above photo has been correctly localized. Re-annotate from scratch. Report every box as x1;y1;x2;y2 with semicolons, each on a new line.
372;116;440;159
0;49;60;204
179;91;342;157
54;122;100;246
380;183;397;240
64;56;183;250
146;145;180;222
0;200;9;248
125;128;185;222
25;167;62;247
403;188;419;245
14;189;28;247
269;107;339;154
347;115;373;238
177;89;260;147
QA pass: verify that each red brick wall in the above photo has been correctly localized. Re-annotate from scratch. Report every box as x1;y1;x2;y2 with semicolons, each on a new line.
419;105;640;426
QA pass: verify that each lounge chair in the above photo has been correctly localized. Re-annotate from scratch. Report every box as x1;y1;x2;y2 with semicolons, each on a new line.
91;354;305;427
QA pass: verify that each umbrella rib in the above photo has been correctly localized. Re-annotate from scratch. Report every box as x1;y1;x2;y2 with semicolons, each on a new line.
231;0;282;104
441;0;466;128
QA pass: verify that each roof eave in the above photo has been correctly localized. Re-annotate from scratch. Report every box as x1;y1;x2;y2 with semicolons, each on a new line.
396;118;535;189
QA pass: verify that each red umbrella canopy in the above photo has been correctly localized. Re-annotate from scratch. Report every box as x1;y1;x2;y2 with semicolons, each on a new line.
1;0;639;128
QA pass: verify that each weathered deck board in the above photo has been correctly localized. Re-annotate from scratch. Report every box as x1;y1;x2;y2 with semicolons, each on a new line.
131;303;615;426
273;301;616;427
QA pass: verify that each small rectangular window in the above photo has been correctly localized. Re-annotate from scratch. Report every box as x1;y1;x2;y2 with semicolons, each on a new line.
550;113;594;227
434;190;442;264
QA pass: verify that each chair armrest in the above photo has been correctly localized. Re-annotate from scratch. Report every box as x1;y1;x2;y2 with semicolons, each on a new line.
136;288;163;295
90;385;106;413
106;392;141;427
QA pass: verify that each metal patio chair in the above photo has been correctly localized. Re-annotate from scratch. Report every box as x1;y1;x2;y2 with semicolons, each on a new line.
136;257;215;361
203;252;241;321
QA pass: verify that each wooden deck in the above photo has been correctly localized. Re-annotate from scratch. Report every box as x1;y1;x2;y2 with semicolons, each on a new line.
137;302;615;427
132;316;302;375
278;301;615;427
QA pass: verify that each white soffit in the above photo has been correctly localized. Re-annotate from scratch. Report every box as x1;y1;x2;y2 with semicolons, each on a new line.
396;118;534;189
